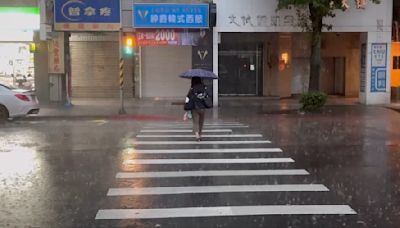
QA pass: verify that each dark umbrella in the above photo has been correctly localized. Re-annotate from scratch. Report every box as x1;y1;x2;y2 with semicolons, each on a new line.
179;69;218;79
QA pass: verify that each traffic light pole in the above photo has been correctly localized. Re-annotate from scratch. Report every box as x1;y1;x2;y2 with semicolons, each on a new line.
118;29;126;114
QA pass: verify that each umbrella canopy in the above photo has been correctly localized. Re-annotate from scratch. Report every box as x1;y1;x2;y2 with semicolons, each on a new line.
179;69;218;79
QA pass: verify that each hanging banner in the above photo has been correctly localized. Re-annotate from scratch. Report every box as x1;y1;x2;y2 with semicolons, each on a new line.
48;33;65;74
136;29;209;46
133;3;209;29
192;29;213;71
54;0;120;31
371;43;387;92
360;43;366;92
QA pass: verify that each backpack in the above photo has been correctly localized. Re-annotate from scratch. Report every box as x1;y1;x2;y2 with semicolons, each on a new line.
184;86;212;110
193;86;212;109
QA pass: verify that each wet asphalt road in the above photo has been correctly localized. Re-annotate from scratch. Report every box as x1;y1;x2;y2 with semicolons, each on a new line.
1;103;400;228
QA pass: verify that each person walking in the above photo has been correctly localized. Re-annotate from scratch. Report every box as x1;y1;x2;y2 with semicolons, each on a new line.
186;77;209;141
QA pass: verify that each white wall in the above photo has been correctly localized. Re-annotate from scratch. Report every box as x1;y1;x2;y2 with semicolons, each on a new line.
215;0;392;33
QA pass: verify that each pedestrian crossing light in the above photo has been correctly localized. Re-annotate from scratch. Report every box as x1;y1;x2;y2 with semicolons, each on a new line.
124;35;136;56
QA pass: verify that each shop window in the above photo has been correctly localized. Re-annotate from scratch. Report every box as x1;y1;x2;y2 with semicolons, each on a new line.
394;56;400;70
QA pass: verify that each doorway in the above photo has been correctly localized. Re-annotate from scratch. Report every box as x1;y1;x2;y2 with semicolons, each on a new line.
320;57;346;95
219;47;263;96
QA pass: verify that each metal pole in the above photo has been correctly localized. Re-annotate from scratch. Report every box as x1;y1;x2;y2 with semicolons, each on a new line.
119;29;126;114
64;32;72;107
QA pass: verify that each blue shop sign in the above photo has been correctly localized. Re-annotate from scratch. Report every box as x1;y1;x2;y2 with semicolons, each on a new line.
133;3;209;29
54;0;120;31
370;43;387;92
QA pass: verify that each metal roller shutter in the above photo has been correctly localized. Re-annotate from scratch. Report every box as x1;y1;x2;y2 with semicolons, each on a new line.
141;46;191;98
70;33;134;98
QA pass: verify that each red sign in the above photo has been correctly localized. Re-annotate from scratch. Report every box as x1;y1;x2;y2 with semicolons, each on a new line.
137;29;180;46
48;33;65;74
136;29;205;46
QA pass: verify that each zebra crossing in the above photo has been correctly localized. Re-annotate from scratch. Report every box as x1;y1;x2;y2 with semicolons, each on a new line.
95;121;357;222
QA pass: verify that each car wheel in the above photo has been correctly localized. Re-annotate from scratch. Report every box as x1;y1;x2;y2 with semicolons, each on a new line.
0;105;9;122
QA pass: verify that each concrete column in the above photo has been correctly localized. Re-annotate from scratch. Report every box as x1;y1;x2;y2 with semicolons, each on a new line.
33;32;50;104
359;31;392;105
212;29;219;107
266;33;293;98
277;33;293;98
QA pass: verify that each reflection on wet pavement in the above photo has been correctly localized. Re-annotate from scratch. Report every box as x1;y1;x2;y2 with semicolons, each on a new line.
0;104;400;227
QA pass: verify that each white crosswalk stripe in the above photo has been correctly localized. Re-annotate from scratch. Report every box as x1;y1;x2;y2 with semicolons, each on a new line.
96;205;357;220
130;140;271;145
127;148;282;154
107;184;329;196
141;129;233;133
116;169;310;178
96;121;357;223
123;158;294;165
143;125;249;129
145;122;244;127
136;134;263;138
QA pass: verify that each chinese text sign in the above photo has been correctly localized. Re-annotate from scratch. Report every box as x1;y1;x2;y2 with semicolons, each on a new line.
54;0;120;31
360;43;366;93
371;43;387;92
48;33;65;74
133;4;209;29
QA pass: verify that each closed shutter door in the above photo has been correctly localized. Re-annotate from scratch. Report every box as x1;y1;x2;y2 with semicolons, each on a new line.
71;41;134;98
142;46;191;98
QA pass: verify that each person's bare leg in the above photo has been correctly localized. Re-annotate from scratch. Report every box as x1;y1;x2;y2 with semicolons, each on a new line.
192;110;201;141
198;110;205;139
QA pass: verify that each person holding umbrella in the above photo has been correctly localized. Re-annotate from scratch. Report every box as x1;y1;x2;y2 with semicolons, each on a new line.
180;69;217;141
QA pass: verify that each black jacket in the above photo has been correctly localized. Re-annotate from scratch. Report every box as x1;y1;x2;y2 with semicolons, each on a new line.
187;84;208;110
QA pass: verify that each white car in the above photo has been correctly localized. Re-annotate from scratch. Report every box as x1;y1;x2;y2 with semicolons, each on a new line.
0;84;40;120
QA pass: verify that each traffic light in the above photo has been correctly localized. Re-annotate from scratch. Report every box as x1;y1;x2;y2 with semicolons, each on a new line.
123;35;136;56
29;43;36;53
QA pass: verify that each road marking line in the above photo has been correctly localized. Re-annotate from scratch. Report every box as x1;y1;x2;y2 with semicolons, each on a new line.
95;205;357;219
107;184;329;196
145;123;244;127
136;134;263;138
131;140;271;145
116;169;309;178
130;148;283;154
123;158;294;165
143;126;249;129
140;129;233;133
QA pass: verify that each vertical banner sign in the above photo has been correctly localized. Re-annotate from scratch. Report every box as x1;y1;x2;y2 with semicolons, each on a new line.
371;43;387;92
360;43;366;92
54;0;120;31
192;29;213;71
48;33;65;74
192;29;214;103
133;4;209;29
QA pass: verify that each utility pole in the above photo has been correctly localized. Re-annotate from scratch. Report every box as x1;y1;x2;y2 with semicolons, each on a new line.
118;29;126;114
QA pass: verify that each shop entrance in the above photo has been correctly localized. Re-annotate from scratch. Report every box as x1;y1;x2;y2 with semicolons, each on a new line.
219;48;263;96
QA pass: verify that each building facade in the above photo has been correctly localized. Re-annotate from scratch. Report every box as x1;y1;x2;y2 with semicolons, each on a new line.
27;0;394;105
213;0;393;105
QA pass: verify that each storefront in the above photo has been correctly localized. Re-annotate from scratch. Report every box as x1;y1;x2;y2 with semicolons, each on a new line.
48;0;214;100
52;0;125;99
213;0;393;105
132;3;214;99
